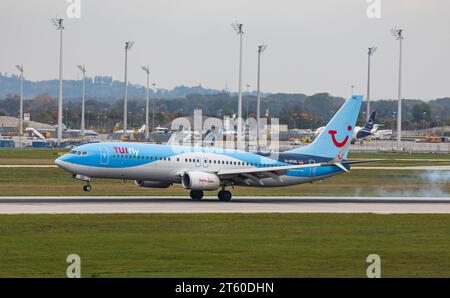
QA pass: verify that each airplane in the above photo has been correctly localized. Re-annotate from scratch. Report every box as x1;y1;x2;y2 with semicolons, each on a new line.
373;128;393;140
352;111;378;141
26;127;99;139
64;129;99;137
55;95;368;201
114;124;146;135
314;111;378;142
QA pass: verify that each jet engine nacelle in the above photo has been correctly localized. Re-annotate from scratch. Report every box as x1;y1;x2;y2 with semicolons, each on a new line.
135;180;172;188
181;171;220;191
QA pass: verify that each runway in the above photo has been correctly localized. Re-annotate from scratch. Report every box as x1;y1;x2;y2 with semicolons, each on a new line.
0;196;450;214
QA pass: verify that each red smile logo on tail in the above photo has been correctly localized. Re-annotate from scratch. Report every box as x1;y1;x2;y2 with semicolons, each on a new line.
328;125;352;148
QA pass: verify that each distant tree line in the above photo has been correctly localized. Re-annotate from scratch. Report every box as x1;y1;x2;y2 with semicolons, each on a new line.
0;92;449;132
0;73;223;100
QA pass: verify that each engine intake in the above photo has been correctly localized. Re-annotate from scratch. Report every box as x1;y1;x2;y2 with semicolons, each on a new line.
135;180;172;188
182;171;220;191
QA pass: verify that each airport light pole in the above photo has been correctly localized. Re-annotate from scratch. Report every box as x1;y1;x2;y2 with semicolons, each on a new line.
391;28;404;149
51;17;64;145
14;64;24;139
256;44;267;152
77;65;86;136
141;66;150;140
231;23;244;134
350;85;355;96
152;83;156;132
366;46;377;121
246;84;250;119
123;41;134;136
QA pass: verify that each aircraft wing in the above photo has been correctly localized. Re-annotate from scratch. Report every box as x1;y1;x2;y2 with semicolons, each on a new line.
215;162;323;185
215;137;384;180
173;163;323;185
217;162;323;177
215;159;385;185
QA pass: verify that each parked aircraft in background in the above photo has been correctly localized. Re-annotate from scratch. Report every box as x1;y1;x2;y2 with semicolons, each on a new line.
314;111;378;142
56;96;372;201
373;128;393;140
25;127;99;139
114;125;146;135
353;111;377;140
65;129;99;137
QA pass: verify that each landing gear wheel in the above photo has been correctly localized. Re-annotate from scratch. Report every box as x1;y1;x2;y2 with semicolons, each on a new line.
83;184;92;192
218;190;232;202
190;190;204;200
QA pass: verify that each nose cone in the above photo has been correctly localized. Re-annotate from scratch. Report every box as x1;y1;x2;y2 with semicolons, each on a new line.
55;154;66;166
55;154;71;172
55;157;62;167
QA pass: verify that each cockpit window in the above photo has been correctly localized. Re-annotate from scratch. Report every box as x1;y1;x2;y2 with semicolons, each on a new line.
69;150;88;155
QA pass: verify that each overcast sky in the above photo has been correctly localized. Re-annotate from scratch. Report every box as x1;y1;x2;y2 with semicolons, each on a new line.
1;0;449;99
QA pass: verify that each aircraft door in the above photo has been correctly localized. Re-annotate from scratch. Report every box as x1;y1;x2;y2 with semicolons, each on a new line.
194;157;201;168
100;146;109;165
309;159;316;177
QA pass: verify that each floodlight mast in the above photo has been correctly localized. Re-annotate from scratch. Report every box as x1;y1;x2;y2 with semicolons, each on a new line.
152;83;156;132
256;44;267;152
141;66;150;140
366;46;377;121
77;65;86;136
246;84;250;118
14;65;24;141
15;65;24;149
51;17;64;145
123;41;134;136
232;22;244;139
391;28;404;149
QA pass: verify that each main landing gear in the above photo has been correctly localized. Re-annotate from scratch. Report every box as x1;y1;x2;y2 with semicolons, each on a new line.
189;190;204;200
189;189;233;201
217;190;232;202
83;184;92;192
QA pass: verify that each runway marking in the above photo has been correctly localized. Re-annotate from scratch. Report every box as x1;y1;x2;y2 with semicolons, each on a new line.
0;196;449;214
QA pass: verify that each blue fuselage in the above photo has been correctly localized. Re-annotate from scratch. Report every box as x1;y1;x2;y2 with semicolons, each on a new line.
55;142;348;188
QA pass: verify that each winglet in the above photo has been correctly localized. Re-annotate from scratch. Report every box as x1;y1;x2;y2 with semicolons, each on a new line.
330;139;351;172
334;162;349;172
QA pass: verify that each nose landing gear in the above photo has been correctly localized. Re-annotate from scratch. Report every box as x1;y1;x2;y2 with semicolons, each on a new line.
83;184;92;192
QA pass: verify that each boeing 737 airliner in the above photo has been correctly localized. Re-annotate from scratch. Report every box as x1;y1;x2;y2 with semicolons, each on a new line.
56;95;364;201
